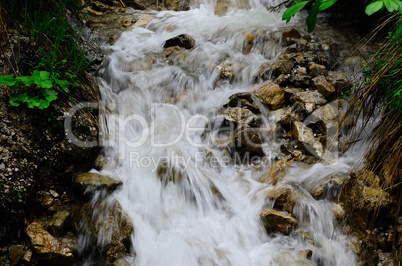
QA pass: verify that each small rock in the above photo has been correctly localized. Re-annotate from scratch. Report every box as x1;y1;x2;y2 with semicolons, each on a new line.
163;34;195;49
282;29;301;39
263;183;296;213
49;210;70;232
260;209;298;234
299;249;313;260
334;204;345;219
258;62;271;80
290;91;327;106
272;60;294;76
21;250;32;263
326;71;352;93
308;62;327;77
259;159;290;185
49;190;59;198
226;92;261;114
9;245;25;265
253;81;285;110
311;75;336;98
223;107;259;126
25;221;74;264
292;121;324;158
233;124;263;155
216;59;233;79
106;241;127;265
133;14;154;28
74;172;122;194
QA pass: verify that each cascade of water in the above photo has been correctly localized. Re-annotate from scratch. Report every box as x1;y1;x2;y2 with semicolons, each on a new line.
83;1;370;265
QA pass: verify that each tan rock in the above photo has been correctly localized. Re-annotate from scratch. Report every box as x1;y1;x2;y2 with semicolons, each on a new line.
74;172;122;194
292;121;324;158
25;221;73;264
260;209;298;234
263;183;296;213
254;81;285;110
134;14;154;28
223;107;259;126
334;204;345;219
312;75;336;98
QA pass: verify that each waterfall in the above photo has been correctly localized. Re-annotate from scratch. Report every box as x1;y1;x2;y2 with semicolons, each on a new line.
82;0;369;265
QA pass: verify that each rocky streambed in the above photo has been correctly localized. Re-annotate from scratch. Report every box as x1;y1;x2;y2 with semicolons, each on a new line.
0;1;400;265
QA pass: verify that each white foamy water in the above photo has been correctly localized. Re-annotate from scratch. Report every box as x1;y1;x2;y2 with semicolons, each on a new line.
86;1;369;265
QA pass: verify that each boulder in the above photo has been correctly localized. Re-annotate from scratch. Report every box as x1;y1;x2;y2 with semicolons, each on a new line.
264;183;296;213
223;107;259;127
292;121;324;158
74;172;122;195
72;200;134;249
25;221;74;265
163;34;195;49
260;209;298;234
254;81;285;110
311;75;336;98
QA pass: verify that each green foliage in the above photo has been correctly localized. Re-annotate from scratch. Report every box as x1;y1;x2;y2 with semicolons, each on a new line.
0;63;79;109
1;0;92;109
282;0;402;32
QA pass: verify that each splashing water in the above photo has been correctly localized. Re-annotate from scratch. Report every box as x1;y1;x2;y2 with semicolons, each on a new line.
84;0;370;265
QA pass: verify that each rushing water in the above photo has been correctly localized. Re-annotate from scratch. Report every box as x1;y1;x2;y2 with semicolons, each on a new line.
85;0;370;265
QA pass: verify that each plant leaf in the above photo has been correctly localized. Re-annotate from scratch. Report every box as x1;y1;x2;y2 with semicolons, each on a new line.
319;0;337;10
365;1;384;15
306;0;321;32
16;76;34;86
27;96;41;108
40;88;58;102
384;0;399;11
282;1;310;23
38;99;50;109
0;75;17;86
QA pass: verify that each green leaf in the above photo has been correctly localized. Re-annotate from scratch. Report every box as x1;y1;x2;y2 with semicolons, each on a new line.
319;0;337;10
384;0;399;12
27;96;41;108
282;1;310;23
0;75;17;86
38;99;50;109
306;0;322;32
32;70;53;88
16;76;34;86
365;1;384;15
40;88;58;102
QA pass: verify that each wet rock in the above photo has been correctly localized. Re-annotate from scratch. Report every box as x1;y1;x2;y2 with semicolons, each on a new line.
233;124;263;156
226;92;261;114
264;183;296;213
280;102;307;127
282;28;301;39
9;245;25;265
307;100;339;137
161;45;181;57
106;241;127;265
290;73;311;87
340;170;393;222
290;90;327;106
72;200;134;249
25;221;74;264
163;34;195;49
280;141;317;164
272;60;294;76
223;107;259;127
311;75;336;98
60;232;79;254
113;258;130;266
48;210;71;232
260;209;298;234
344;56;365;67
299;249;313;260
334;204;345;219
326;71;352;93
292;121;324;158
308;62;327;77
253;81;285;110
306;172;348;199
121;19;133;27
258;62;271;80
133;14;153;28
274;74;290;85
216;59;233;79
21;250;32;263
259;159;291;185
74;172;122;195
280;53;304;64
